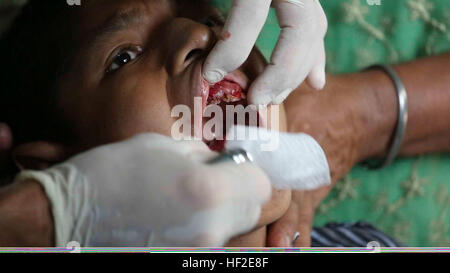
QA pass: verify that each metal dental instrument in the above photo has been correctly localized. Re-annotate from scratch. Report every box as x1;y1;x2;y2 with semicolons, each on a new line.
206;149;254;165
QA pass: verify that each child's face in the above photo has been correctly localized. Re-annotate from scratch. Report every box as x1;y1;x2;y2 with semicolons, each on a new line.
55;0;290;246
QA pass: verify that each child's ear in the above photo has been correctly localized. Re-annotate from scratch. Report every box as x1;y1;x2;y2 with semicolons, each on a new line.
12;141;71;171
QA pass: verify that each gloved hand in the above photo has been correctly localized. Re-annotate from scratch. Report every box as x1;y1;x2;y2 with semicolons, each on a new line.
204;0;327;105
17;134;271;247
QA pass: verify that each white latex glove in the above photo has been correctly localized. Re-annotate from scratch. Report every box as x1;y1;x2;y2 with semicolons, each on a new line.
17;134;271;247
203;0;327;105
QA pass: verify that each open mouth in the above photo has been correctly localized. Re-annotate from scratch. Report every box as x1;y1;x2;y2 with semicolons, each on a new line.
203;73;260;151
207;79;246;105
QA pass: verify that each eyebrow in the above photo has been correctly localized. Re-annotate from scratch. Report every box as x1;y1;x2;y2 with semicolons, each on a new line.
91;7;148;45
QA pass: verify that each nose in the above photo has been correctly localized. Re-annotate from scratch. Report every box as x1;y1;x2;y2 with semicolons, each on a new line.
163;18;216;76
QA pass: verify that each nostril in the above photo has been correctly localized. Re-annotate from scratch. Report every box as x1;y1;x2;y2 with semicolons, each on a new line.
185;49;203;63
202;20;215;28
166;18;216;75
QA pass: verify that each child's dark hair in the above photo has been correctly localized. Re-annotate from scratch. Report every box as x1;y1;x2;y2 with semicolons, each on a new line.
0;0;79;147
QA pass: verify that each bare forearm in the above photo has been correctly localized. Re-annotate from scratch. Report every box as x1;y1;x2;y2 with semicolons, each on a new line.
361;53;450;159
285;53;450;181
0;179;54;246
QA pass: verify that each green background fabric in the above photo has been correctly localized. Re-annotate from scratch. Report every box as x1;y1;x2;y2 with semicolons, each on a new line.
0;0;448;247
212;0;450;247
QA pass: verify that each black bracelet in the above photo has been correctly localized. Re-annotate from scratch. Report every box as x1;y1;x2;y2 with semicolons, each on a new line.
363;65;409;169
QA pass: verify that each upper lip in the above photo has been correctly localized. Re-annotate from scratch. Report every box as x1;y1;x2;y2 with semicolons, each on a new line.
193;61;250;112
223;70;249;91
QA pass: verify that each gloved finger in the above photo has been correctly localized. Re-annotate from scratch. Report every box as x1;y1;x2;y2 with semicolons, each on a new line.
248;0;326;105
0;123;13;171
306;41;326;90
181;161;271;244
306;0;327;90
128;133;213;159
266;202;300;247
207;161;272;205
203;0;272;84
248;39;319;105
219;162;272;237
179;160;272;213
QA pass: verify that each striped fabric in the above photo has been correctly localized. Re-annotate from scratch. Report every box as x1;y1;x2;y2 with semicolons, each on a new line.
312;222;403;247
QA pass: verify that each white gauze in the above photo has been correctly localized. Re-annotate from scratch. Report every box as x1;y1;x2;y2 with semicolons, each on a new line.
225;125;331;190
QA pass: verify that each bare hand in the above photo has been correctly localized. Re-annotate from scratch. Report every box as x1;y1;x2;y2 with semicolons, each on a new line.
267;73;381;246
0;123;13;173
